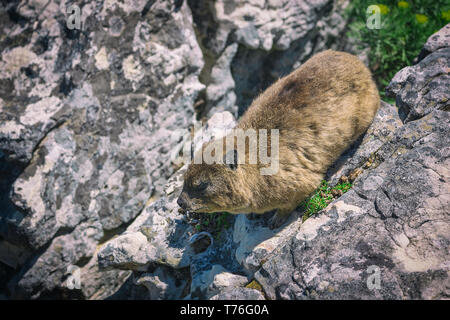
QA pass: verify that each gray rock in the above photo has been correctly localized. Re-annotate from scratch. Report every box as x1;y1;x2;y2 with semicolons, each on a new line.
97;111;237;274
190;264;248;299
78;252;132;300
230;101;402;277
256;109;450;299
2;0;447;301
210;287;265;300
205;44;239;118
423;23;450;53
134;265;189;300
386;25;449;122
0;0;204;299
188;0;351;115
233;212;303;275
12;221;104;298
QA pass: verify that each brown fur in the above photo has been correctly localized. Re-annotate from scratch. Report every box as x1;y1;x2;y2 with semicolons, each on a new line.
178;50;380;227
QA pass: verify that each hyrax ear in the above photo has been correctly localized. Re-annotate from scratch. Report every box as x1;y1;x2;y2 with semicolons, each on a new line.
223;149;238;171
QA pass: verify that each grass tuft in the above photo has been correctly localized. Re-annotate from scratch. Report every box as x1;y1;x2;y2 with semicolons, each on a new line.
301;180;353;222
346;1;449;102
188;211;233;239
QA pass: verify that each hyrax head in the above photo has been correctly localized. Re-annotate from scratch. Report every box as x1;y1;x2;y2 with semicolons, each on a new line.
177;143;248;214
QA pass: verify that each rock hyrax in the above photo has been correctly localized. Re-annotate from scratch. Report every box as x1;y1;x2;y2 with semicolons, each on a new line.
178;50;380;228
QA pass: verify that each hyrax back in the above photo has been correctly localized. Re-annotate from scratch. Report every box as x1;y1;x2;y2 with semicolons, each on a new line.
178;50;380;228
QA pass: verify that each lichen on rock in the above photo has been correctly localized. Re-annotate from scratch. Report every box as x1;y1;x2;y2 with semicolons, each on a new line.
0;0;448;300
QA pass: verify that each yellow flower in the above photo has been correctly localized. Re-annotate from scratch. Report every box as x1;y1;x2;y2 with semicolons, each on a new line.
415;14;428;24
442;10;450;21
397;1;409;9
377;4;390;15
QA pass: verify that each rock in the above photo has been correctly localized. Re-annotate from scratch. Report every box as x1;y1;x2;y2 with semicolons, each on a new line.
213;0;346;52
256;109;450;299
134;266;189;300
98;232;152;271
210;287;265;300
78;252;132;300
233;212;303;275
0;240;29;270
97;111;240;300
209;270;249;296
1;0;204;299
190;264;248;299
205;44;239;118
2;0;446;301
11;221;104;298
386;24;450;122
98;197;195;271
423;23;450;54
97;111;237;274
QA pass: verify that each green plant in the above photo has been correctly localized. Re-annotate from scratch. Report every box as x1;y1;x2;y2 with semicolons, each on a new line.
189;211;233;239
346;1;449;102
301;180;353;221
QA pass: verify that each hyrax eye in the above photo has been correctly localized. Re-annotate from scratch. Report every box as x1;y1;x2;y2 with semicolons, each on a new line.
195;181;209;192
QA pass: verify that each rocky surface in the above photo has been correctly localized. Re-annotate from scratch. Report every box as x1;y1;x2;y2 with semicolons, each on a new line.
0;0;203;299
0;0;352;299
0;0;447;300
386;24;449;122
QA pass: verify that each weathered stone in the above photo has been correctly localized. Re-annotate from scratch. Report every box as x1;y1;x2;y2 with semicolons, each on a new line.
1;1;447;301
1;0;204;299
386;24;450;122
11;221;104;299
188;0;351;115
210;287;265;300
255;110;450;298
97;111;237;273
205;44;239;118
423;23;450;53
190;264;248;299
134;265;189;300
233;212;303;275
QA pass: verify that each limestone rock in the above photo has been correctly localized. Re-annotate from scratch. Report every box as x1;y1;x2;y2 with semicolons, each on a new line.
210;287;265;300
2;1;447;301
386;24;450;122
190;264;248;299
0;0;203;299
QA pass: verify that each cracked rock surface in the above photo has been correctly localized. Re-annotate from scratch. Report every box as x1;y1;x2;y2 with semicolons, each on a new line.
0;0;448;300
1;0;203;299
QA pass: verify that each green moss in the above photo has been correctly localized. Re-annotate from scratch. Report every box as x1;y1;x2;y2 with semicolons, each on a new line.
301;180;353;222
